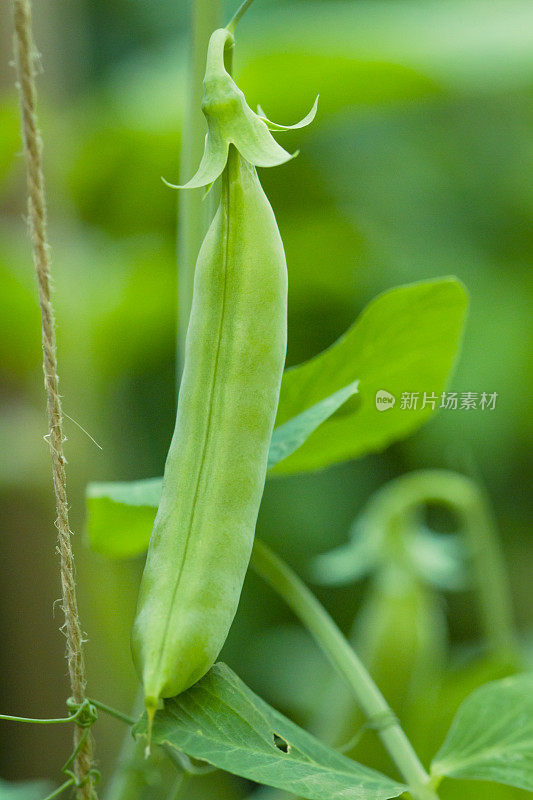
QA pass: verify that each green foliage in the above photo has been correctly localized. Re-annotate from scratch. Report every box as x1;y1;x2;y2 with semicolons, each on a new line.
273;278;468;474
132;663;406;800
432;673;533;792
86;382;357;557
86;276;467;559
267;381;358;469
1;0;531;792
86;478;162;559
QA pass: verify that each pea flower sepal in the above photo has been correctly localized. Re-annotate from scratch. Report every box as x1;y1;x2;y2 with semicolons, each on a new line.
165;27;318;191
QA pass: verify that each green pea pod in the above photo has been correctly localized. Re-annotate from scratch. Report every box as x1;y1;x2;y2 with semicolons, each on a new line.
132;27;316;727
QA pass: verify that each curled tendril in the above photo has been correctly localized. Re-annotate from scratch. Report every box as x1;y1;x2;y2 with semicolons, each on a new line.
42;725;101;800
66;697;98;728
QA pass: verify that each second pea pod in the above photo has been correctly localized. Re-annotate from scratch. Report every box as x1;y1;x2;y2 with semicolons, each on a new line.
131;27;316;720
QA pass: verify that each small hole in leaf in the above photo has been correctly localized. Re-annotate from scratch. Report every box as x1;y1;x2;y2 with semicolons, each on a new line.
273;733;290;753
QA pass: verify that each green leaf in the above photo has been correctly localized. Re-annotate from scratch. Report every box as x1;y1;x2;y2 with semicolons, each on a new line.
267;381;358;469
133;663;406;800
273;277;468;474
86;384;357;557
87;476;162;507
86;478;161;558
0;779;53;799
431;673;533;791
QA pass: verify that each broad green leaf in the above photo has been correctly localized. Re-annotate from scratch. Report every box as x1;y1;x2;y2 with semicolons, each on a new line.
133;663;406;800
0;779;53;799
412;653;519;771
431;673;533;791
273;278;468;474
86;478;161;558
86;383;357;557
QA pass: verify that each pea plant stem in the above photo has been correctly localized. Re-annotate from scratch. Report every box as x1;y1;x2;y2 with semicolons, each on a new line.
177;0;221;379
461;483;517;657
0;712;79;725
251;540;440;800
88;699;134;727
42;779;75;800
226;0;257;33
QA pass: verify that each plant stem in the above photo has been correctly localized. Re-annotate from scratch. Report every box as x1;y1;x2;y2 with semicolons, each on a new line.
461;482;518;657
226;0;257;33
251;540;439;800
88;699;134;727
42;779;75;800
0;712;80;725
177;0;221;379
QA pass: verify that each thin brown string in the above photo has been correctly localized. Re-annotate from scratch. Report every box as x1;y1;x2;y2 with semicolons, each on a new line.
12;1;96;796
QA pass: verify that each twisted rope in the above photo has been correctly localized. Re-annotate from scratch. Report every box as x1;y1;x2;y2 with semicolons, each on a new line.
12;1;96;796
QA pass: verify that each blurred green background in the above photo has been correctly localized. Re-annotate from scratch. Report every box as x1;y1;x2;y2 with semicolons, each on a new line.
0;0;531;797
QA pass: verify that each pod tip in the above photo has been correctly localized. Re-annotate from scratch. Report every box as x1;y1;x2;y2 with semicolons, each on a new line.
144;697;158;758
